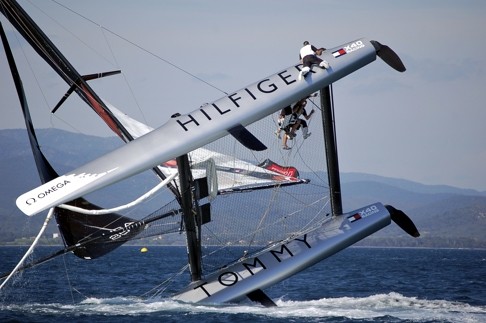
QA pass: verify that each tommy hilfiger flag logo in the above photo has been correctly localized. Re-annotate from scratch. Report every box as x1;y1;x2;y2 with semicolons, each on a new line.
332;48;347;58
347;213;362;223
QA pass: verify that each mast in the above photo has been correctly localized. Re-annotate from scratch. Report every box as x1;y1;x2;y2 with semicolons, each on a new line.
176;154;202;282
320;86;343;216
0;0;181;202
0;0;127;139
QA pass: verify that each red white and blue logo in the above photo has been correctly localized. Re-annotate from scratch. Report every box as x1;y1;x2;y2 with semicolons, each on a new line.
347;205;380;223
347;213;362;223
332;48;347;58
333;40;366;58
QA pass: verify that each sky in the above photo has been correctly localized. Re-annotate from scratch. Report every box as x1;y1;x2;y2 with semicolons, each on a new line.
1;0;485;191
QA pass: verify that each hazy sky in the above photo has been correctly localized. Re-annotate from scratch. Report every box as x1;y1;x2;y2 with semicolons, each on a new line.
1;0;485;191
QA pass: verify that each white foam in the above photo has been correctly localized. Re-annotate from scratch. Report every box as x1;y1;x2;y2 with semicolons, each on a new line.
4;293;485;322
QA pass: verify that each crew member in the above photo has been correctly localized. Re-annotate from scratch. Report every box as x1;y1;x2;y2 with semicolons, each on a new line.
299;41;329;80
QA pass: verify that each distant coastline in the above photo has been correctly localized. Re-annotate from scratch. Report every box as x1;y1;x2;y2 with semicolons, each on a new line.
1;129;485;249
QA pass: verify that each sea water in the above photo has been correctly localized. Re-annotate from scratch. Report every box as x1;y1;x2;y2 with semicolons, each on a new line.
0;246;485;322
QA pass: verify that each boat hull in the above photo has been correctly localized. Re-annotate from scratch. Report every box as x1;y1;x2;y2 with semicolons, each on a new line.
15;38;378;216
173;202;390;304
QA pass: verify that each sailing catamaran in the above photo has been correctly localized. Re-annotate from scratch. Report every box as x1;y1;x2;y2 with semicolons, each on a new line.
0;0;419;306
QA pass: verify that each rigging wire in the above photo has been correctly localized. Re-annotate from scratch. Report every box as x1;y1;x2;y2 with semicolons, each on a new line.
144;263;189;299
246;185;280;249
291;93;331;186
50;0;228;95
25;0;115;66
8;0;230;137
2;19;69;131
60;251;77;304
19;0;232;142
99;26;149;126
2;0;105;134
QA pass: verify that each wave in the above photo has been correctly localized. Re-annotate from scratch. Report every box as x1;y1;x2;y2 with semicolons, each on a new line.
2;292;485;322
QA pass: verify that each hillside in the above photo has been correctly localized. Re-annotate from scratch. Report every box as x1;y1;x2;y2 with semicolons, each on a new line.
1;129;485;248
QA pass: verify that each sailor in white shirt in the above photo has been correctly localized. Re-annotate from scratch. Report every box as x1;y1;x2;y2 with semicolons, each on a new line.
299;41;329;80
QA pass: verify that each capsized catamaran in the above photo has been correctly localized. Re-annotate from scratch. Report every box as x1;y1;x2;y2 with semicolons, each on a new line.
0;0;419;306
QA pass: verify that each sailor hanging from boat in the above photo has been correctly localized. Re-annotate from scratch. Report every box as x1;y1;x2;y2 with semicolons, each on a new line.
298;41;329;80
275;94;316;150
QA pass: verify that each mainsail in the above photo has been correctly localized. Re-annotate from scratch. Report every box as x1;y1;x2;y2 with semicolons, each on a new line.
1;0;418;306
106;100;307;194
0;19;150;260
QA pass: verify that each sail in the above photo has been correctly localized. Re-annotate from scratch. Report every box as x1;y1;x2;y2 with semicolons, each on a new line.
0;0;186;206
0;0;306;199
105;100;308;194
1;0;419;306
0;0;307;261
0;20;158;260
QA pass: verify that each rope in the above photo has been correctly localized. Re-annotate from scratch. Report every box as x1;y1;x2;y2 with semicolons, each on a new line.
0;208;55;290
57;172;178;215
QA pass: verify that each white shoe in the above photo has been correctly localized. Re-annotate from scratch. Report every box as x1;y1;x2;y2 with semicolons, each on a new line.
299;67;310;80
320;60;329;69
303;132;312;139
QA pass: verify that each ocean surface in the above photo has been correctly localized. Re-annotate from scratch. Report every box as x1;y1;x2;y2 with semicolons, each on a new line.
0;246;484;322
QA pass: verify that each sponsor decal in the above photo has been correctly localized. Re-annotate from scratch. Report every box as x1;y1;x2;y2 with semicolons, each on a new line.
332;48;346;58
25;179;71;206
348;204;380;223
175;75;293;132
332;40;366;59
176;55;342;133
109;222;136;241
347;213;362;222
21;169;118;207
176;203;384;303
187;234;311;299
174;40;368;134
